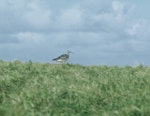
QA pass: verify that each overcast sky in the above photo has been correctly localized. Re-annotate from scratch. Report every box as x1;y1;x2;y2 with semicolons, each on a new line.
0;0;150;66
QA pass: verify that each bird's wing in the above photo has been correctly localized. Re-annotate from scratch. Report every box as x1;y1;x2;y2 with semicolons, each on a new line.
53;54;69;61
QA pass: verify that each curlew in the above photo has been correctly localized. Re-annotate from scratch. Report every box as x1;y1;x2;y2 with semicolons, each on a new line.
52;50;72;63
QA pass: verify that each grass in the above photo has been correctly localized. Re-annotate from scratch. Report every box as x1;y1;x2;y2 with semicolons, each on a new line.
0;60;150;116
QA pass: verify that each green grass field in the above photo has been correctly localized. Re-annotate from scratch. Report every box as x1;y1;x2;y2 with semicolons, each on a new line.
0;60;150;116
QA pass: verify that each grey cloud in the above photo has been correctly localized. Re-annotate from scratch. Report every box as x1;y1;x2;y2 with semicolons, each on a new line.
0;0;130;33
0;34;19;44
0;0;150;65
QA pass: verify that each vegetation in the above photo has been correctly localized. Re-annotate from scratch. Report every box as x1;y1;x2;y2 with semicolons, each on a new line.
0;60;150;116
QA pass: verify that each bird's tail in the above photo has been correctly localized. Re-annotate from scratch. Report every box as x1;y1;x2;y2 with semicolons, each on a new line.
52;58;57;61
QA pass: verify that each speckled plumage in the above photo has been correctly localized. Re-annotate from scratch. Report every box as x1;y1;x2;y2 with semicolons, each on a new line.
53;50;71;63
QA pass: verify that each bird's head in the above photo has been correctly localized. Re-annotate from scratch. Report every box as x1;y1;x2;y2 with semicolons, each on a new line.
67;50;72;54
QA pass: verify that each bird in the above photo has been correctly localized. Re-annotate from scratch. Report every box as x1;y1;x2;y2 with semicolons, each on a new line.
52;50;72;63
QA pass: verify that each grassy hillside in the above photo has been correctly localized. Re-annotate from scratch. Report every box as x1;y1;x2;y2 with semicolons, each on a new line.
0;60;150;116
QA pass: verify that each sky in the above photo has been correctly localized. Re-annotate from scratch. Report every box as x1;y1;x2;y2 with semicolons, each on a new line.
0;0;150;66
